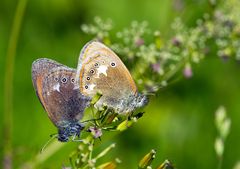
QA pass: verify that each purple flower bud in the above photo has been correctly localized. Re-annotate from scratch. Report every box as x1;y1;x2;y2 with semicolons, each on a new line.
62;166;71;169
183;64;193;78
171;37;181;46
151;63;160;73
173;0;184;11
135;38;145;47
89;127;102;138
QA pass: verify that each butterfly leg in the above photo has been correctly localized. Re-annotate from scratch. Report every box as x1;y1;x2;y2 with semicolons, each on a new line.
71;133;83;142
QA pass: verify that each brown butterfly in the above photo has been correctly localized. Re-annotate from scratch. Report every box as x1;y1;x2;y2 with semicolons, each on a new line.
76;41;148;114
32;58;90;142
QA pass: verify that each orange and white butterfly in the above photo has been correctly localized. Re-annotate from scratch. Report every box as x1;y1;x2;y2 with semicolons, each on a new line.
76;41;148;114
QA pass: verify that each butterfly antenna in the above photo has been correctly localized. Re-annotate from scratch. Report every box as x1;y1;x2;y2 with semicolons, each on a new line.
142;81;170;96
40;134;58;153
143;92;156;96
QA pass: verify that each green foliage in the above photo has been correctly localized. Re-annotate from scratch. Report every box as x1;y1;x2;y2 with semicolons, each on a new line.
66;1;240;168
1;0;240;169
69;138;117;169
65;98;146;168
81;1;240;93
214;106;231;169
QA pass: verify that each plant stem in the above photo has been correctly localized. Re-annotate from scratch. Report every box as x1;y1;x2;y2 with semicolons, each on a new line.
82;143;116;168
89;139;95;161
3;0;28;168
94;143;116;161
162;58;187;83
217;155;223;169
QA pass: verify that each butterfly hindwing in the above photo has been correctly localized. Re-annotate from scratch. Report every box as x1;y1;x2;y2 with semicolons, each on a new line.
32;58;64;111
76;41;143;113
32;58;90;128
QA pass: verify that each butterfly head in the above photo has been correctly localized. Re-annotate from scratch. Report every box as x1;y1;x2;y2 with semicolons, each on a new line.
57;122;84;142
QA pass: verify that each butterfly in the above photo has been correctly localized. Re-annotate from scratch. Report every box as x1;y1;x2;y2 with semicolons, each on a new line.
32;41;148;143
31;58;91;142
76;41;148;114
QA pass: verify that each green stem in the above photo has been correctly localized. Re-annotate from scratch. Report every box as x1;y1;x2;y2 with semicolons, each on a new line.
89;139;95;161
3;0;28;168
162;57;187;83
94;143;116;161
82;143;116;168
217;155;223;169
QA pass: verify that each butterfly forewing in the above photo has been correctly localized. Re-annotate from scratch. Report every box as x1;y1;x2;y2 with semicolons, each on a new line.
32;58;90;128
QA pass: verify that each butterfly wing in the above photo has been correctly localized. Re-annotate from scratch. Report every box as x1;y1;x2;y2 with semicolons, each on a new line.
76;41;138;113
32;58;64;110
32;58;90;127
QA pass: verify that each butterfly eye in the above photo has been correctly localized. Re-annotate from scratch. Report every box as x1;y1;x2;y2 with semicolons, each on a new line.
61;77;67;83
110;62;116;67
94;62;99;67
85;85;88;89
90;69;95;74
54;77;59;82
86;77;91;81
71;78;75;83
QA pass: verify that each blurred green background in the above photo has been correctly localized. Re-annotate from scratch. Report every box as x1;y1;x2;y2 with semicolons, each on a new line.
1;0;240;168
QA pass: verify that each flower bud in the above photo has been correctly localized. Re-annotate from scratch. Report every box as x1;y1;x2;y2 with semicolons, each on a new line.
156;160;174;169
97;162;117;169
215;137;224;157
183;63;193;78
138;149;156;169
117;120;133;131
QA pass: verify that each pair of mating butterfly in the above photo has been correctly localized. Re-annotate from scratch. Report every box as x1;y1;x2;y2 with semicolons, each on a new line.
32;41;148;142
